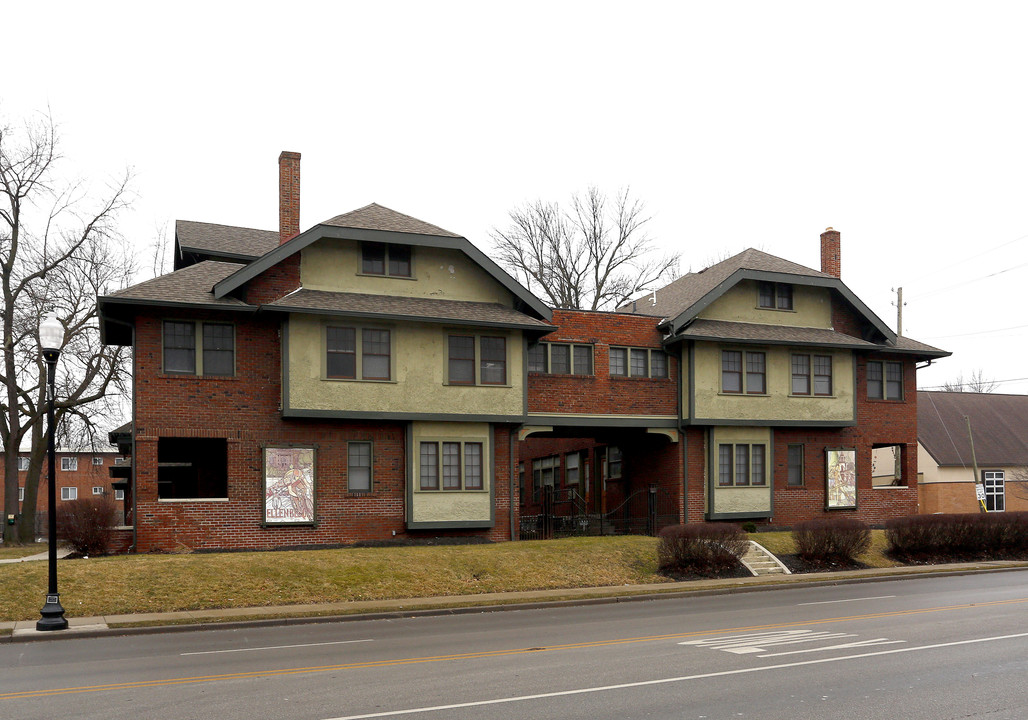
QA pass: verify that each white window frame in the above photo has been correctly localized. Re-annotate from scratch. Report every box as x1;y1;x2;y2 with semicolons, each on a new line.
61;487;77;501
92;456;104;466
17;457;30;471
983;470;1005;512
92;486;104;495
114;489;125;501
61;457;78;472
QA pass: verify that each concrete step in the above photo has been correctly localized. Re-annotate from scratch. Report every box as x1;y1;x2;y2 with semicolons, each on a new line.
741;541;791;577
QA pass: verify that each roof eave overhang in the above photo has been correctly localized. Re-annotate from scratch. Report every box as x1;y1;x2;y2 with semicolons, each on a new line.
665;331;876;351
212;225;553;323
98;295;257;345
665;268;897;344
259;303;551;332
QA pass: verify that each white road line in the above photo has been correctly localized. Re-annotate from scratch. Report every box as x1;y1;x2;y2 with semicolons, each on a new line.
759;638;905;657
181;639;374;656
797;595;896;606
322;631;1028;720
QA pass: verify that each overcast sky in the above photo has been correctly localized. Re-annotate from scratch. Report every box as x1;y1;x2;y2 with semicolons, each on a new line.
6;1;1027;393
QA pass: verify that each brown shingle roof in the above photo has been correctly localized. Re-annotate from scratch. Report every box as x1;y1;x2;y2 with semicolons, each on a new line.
919;391;1028;466
264;288;552;330
176;220;279;259
620;248;834;319
675;319;881;348
103;261;252;308
321;203;461;238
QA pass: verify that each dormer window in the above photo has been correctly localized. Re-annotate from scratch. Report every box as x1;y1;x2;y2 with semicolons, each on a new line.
758;281;793;310
361;242;412;277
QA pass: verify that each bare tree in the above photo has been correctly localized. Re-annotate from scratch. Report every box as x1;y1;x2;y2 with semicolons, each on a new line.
491;187;679;311
941;369;998;393
1;111;135;544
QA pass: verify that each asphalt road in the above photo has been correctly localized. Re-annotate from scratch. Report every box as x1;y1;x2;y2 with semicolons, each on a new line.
2;569;1027;719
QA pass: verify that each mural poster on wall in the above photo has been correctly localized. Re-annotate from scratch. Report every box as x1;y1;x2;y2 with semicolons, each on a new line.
825;448;857;509
264;446;316;524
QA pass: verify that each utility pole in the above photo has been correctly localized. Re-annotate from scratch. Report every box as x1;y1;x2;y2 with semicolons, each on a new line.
965;415;986;513
892;286;905;336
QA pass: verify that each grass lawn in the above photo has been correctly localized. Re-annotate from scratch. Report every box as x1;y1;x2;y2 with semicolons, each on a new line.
0;542;47;561
0;530;912;623
0;536;667;623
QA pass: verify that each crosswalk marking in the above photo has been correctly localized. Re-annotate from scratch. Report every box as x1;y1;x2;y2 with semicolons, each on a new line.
679;629;905;656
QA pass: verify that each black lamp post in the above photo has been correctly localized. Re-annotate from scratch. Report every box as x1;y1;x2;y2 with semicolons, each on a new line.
37;314;67;632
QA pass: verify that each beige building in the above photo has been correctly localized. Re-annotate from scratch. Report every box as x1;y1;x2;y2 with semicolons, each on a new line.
917;391;1028;513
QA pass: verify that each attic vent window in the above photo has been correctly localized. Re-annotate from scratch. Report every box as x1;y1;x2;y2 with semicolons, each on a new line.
361;242;412;278
758;281;793;311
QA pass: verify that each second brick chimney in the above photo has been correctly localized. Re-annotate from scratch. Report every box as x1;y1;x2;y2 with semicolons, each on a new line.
278;151;301;244
820;227;841;278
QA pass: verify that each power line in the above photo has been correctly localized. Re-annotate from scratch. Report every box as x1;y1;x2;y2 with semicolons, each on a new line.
920;376;1028;391
919;322;1028;340
906;231;1028;285
906;260;1028;301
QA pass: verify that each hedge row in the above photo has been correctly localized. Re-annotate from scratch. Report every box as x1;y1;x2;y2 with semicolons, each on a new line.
886;512;1028;558
792;518;871;565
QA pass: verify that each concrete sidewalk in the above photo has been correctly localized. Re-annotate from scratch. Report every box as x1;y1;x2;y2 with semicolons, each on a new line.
0;547;72;564
4;560;1025;643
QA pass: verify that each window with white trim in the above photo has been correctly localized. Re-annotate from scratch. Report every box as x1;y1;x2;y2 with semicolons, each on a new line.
983;470;1005;512
92;486;104;495
92;457;104;466
61;487;77;501
61;457;78;471
114;489;125;501
18;457;29;471
18;487;24;501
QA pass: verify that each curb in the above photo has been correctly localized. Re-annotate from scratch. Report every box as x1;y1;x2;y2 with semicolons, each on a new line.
3;562;1025;644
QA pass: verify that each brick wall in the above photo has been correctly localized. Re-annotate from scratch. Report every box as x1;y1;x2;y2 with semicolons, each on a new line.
527;309;677;416
131;310;513;551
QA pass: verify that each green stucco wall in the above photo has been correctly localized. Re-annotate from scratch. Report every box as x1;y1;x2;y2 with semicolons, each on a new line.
300;239;515;305
692;343;854;423
710;426;772;515
410;421;493;523
697;280;832;328
287;315;524;418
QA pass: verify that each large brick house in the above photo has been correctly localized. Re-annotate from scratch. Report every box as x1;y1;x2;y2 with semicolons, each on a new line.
519;232;950;532
99;153;947;552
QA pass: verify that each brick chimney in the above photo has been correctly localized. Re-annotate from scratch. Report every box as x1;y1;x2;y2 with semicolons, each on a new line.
278;151;301;244
820;226;841;277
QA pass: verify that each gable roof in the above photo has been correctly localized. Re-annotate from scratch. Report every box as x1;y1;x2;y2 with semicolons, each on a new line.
212;203;552;321
175;220;279;267
919;391;1028;467
322;203;461;238
625;248;895;338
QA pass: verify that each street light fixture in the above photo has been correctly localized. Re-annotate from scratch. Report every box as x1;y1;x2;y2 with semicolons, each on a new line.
37;314;68;631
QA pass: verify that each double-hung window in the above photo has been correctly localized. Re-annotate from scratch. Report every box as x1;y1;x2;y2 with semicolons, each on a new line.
791;354;832;396
61;487;77;501
610;347;669;378
867;360;903;400
327;326;392;381
717;443;767;486
530;343;594;375
17;457;29;471
420;440;485;491
347;442;372;492
361;242;412;277
722;350;765;394
163;321;235;376
447;335;506;385
787;444;805;486
758;282;793;310
61;457;78;471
